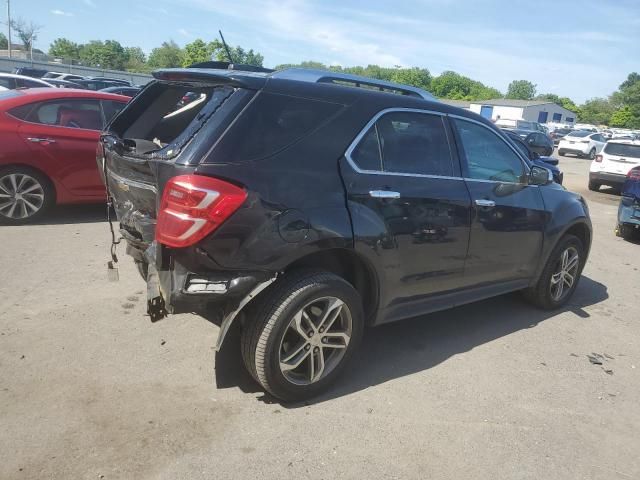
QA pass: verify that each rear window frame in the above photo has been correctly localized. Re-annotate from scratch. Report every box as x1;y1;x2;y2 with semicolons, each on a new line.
604;142;640;159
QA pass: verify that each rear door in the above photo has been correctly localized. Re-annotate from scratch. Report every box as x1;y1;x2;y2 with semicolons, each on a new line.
451;116;545;285
17;98;106;198
340;108;472;321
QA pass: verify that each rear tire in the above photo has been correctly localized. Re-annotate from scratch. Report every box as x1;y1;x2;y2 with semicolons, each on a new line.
616;223;635;240
588;148;596;160
523;234;585;310
241;270;364;402
588;180;600;191
0;166;54;225
558;150;566;157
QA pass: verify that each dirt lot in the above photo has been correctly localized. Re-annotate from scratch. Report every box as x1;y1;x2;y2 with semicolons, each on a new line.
1;153;639;480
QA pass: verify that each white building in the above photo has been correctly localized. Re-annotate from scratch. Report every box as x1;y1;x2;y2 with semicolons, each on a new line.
466;99;577;126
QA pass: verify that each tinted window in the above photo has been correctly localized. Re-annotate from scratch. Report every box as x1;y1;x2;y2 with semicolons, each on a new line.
7;104;34;120
604;143;640;158
454;119;525;183
18;78;47;88
213;92;342;162
376;112;453;176
0;77;16;89
568;131;590;138
101;100;126;125
592;134;605;142
510;137;532;160
27;99;103;130
351;126;382;171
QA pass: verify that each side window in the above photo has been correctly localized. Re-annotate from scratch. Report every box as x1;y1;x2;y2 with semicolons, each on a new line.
27;99;103;130
453;119;525;183
102;100;126;125
0;77;15;89
351;126;382;171
350;111;454;176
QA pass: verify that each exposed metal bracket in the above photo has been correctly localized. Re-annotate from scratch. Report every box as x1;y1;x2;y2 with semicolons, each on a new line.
215;275;277;351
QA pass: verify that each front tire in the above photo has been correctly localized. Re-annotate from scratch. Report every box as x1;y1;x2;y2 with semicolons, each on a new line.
0;166;54;224
241;270;364;401
523;234;585;309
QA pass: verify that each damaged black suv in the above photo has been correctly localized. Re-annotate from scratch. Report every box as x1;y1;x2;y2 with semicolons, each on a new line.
100;63;591;401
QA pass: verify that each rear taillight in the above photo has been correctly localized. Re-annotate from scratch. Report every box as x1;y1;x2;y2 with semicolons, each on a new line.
628;168;640;180
595;154;603;162
156;175;247;248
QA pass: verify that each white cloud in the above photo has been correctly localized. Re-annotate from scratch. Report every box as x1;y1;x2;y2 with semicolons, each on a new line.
83;0;96;7
51;9;74;16
178;28;193;38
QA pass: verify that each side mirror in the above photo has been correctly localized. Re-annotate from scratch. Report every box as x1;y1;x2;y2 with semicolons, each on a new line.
529;165;553;186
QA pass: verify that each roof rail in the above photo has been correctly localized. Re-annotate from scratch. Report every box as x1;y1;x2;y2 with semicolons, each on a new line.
272;68;436;100
188;61;275;74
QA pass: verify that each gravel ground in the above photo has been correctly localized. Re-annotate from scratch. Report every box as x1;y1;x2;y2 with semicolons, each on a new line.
0;153;638;480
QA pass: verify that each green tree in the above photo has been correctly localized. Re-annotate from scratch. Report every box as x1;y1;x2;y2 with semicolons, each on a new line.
147;41;184;68
124;47;147;72
506;80;536;100
206;39;264;66
618;72;640;127
182;39;210;67
78;40;127;70
610;106;634;128
579;98;615;125
49;38;80;60
390;67;431;90
0;33;7;50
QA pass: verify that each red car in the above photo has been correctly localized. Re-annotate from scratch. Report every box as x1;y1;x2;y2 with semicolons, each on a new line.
0;88;129;224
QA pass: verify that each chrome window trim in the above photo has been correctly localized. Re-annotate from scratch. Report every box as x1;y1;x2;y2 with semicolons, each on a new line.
448;113;531;177
344;107;460;180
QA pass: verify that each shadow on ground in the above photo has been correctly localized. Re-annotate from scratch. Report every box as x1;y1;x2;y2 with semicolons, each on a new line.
214;275;608;405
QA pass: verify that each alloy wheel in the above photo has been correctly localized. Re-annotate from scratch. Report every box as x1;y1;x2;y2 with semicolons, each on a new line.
0;173;45;220
550;246;580;301
278;296;352;386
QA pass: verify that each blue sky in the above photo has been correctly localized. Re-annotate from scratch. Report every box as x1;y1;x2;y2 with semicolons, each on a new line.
7;0;640;102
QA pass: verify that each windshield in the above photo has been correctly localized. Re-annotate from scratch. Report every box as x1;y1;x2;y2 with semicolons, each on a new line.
604;143;640;158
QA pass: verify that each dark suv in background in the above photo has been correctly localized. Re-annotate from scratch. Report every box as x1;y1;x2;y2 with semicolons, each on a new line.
101;64;592;401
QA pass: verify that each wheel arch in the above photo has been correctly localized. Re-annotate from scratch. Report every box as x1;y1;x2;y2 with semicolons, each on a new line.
283;248;380;325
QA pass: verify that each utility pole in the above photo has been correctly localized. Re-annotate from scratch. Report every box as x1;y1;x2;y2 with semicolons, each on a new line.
6;0;12;58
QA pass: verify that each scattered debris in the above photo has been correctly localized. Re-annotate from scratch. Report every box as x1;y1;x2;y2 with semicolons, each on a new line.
603;369;614;375
569;353;578;357
587;354;603;365
540;362;547;366
20;355;24;360
367;408;374;414
126;296;139;302
122;303;135;310
160;340;166;346
604;353;614;360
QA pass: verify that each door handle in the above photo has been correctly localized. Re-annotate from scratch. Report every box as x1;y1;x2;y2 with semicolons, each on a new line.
369;190;401;199
27;137;56;144
475;199;496;207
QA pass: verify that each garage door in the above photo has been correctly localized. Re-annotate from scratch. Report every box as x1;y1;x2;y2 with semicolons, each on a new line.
537;111;548;123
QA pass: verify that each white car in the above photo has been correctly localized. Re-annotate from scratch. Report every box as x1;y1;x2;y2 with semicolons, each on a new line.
589;140;640;191
558;131;607;159
0;73;54;90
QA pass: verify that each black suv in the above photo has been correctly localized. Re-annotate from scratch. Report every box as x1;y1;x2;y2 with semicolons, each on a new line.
101;65;592;401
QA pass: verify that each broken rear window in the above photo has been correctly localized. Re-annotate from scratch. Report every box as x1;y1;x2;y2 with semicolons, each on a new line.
107;82;235;158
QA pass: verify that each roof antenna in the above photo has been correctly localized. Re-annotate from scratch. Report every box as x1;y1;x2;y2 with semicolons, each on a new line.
218;30;235;65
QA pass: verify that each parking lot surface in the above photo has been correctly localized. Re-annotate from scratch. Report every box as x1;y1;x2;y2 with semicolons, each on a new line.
1;153;639;480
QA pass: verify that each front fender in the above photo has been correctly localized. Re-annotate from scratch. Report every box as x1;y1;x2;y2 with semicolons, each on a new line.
531;186;592;285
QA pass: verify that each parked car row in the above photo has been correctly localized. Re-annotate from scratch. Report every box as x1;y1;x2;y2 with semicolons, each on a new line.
8;68;142;96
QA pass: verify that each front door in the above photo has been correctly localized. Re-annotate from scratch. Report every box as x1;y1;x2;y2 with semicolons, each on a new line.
341;110;472;322
451;117;546;285
17;98;105;199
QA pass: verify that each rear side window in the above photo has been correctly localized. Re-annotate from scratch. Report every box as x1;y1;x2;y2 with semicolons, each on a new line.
26;99;103;130
454;118;525;183
213;92;342;162
349;111;454;177
7;103;34;120
604;143;640;158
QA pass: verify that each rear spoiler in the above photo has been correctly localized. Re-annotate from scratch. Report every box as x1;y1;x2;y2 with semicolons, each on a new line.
152;68;268;90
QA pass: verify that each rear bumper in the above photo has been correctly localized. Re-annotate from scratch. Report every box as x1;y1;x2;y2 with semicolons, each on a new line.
618;197;640;225
590;171;626;187
559;146;589;155
143;241;273;319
